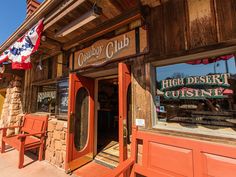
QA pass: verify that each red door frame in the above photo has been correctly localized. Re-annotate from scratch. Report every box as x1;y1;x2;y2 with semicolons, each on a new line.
66;63;131;171
66;73;94;172
118;62;131;163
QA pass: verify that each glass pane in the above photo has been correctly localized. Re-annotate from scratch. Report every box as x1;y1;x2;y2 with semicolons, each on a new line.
37;84;56;113
74;87;89;151
58;79;69;114
155;54;236;130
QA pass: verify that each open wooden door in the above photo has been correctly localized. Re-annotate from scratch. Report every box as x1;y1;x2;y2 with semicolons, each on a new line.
66;73;94;173
118;62;131;163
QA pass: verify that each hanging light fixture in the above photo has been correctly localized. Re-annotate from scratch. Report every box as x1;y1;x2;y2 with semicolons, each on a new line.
37;56;43;71
55;4;102;37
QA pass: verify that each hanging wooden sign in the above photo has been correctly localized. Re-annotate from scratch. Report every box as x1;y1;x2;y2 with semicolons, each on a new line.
70;27;148;70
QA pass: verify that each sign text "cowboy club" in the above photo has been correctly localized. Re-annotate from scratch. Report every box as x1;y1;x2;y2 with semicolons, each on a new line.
71;27;148;70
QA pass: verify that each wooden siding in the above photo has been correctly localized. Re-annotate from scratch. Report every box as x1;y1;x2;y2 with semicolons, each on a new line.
215;0;236;41
148;0;236;60
131;56;152;129
163;0;187;53
187;0;217;49
22;55;68;113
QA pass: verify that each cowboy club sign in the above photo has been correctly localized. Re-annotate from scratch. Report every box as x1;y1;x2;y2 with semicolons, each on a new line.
71;27;148;70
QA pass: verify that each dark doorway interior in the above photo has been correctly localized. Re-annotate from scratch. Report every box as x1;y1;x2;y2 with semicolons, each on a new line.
95;78;119;167
97;78;119;152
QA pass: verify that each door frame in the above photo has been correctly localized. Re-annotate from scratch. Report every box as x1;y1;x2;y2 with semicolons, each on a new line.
94;75;118;155
118;62;131;163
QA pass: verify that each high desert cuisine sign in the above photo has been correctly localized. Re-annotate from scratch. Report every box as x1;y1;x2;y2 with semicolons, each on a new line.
159;73;233;99
71;27;148;70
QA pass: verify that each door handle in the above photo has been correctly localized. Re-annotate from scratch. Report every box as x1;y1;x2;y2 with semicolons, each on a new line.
69;112;75;133
123;119;128;139
123;126;128;138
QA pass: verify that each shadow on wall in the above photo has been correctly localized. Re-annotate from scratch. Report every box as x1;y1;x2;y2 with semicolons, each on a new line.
0;91;6;117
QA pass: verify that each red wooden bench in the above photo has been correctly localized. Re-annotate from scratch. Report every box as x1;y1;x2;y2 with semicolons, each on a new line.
104;125;236;177
0;114;48;169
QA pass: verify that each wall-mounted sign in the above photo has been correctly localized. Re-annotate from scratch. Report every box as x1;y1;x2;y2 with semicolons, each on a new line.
135;118;145;127
70;27;148;70
158;73;233;99
37;91;56;102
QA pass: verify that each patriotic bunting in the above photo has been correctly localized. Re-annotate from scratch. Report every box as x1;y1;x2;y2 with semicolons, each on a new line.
0;19;44;70
187;54;234;65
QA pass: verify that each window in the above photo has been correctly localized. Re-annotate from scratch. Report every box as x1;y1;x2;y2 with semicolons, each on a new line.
74;87;89;151
36;79;69;119
154;54;236;135
57;79;69;119
37;84;57;113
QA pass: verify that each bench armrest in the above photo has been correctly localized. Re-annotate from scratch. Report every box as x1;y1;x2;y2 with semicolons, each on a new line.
0;126;22;131
17;132;45;139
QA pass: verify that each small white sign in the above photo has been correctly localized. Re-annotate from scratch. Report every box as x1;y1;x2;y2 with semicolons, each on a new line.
135;119;145;127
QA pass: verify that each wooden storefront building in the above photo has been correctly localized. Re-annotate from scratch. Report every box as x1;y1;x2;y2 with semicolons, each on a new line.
1;0;236;176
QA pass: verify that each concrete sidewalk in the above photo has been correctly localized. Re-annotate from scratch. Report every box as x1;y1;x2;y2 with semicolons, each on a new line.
0;148;76;177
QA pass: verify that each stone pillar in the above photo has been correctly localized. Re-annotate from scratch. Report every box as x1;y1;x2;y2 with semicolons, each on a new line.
0;76;23;135
45;119;67;169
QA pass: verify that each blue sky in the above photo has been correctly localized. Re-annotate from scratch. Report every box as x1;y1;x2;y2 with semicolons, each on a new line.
157;57;236;81
0;1;26;45
0;0;44;46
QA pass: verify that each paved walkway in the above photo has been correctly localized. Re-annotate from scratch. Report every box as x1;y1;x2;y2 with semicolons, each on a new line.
0;148;76;177
74;161;112;177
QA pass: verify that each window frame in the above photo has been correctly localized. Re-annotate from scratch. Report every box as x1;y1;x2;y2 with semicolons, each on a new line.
150;51;236;139
34;78;69;121
36;84;57;114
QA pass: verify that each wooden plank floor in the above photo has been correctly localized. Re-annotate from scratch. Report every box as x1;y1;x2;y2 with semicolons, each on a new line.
94;141;131;168
94;141;120;168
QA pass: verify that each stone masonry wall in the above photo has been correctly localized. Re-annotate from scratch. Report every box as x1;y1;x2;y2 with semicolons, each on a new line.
45;118;67;169
0;76;23;135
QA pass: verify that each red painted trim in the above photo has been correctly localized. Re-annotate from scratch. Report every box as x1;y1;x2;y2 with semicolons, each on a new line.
118;62;131;163
65;73;94;171
105;126;236;177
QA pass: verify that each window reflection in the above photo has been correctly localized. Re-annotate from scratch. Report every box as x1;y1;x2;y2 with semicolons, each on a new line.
155;55;236;129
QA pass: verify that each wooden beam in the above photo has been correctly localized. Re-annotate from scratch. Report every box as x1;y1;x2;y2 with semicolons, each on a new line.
55;7;101;38
108;0;124;13
44;0;86;30
63;7;143;50
41;36;62;48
